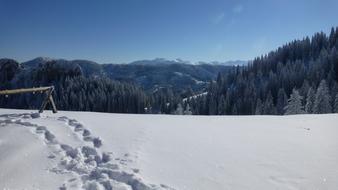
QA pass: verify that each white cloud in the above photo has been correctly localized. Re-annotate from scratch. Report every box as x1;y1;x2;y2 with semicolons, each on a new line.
233;4;243;14
211;12;225;24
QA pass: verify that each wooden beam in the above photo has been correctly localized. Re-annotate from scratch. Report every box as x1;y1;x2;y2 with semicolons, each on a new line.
0;86;53;95
0;86;57;114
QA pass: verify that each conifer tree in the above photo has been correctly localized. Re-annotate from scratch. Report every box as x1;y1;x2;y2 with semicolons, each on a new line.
314;80;331;113
174;103;183;115
263;91;276;115
285;89;305;115
276;88;287;115
255;98;263;115
184;104;192;115
305;87;316;113
334;94;338;113
217;95;226;115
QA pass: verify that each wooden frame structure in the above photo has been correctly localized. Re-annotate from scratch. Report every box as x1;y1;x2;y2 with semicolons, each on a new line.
0;86;58;113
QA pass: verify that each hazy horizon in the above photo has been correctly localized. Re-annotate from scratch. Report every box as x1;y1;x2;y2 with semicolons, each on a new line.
2;56;249;65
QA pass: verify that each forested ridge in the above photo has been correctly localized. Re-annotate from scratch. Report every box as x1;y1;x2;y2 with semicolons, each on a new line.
1;27;338;115
0;60;148;113
186;27;338;115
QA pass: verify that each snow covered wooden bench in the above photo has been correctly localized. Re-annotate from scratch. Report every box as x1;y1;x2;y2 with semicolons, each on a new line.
0;86;57;113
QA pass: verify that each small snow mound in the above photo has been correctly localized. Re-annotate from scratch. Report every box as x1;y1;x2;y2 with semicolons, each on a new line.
100;180;133;190
36;126;47;134
93;138;102;148
36;126;47;131
84;136;94;142
102;153;111;163
75;124;84;131
82;146;98;157
44;130;56;143
89;169;107;180
61;144;79;159
57;116;68;122
59;184;67;190
83;129;91;136
83;181;105;190
31;112;40;119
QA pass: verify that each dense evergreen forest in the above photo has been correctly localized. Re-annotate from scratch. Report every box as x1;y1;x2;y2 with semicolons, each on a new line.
186;27;338;115
0;60;148;113
1;27;338;115
0;57;226;114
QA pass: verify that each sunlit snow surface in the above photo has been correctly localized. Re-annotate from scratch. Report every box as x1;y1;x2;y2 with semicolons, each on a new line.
0;108;337;190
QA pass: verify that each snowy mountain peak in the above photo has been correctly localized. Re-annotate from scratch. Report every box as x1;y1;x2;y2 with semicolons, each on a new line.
197;60;248;66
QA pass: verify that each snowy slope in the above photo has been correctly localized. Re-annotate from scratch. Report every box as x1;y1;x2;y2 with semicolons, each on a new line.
0;109;337;190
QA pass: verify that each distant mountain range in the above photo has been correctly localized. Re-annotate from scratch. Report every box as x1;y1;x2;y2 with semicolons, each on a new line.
197;60;247;66
3;57;242;93
127;58;247;66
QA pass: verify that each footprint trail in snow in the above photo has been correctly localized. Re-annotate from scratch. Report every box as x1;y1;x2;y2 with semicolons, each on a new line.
0;113;174;190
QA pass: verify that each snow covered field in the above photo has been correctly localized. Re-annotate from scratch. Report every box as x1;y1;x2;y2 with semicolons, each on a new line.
0;108;337;190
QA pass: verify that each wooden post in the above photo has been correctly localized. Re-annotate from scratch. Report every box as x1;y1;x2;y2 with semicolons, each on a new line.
0;86;58;113
39;87;57;113
49;94;57;113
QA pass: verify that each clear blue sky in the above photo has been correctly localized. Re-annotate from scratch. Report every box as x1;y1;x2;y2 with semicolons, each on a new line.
0;0;337;63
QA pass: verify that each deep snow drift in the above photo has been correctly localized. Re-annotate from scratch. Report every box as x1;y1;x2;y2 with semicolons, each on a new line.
0;109;337;190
